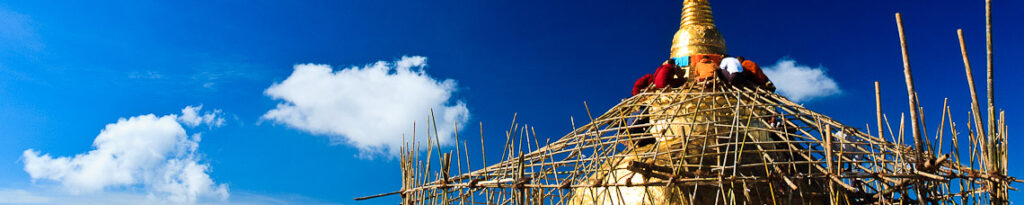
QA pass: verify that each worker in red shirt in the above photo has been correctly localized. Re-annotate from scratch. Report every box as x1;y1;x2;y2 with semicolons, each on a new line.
653;59;683;89
632;74;653;95
633;59;691;96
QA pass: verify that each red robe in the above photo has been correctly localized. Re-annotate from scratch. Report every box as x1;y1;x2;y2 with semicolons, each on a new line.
654;64;683;88
742;60;769;85
632;74;654;95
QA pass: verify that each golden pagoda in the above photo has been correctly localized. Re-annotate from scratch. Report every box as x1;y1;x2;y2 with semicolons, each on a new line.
670;0;726;58
566;2;780;204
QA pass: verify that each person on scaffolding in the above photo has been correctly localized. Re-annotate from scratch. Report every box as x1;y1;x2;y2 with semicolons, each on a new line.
717;56;776;92
632;59;684;96
718;55;745;86
626;59;684;147
654;59;684;89
740;57;775;92
692;55;721;83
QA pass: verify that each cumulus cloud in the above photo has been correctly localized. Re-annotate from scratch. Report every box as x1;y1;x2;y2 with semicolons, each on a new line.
762;58;841;102
178;105;224;128
262;56;469;157
22;106;229;204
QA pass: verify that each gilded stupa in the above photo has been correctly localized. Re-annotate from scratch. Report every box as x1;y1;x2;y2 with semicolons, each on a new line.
671;0;726;58
360;0;1015;204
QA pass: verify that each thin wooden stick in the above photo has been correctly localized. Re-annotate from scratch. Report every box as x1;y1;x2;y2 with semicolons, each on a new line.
453;123;463;179
918;104;933;154
935;98;948;154
480;122;487;172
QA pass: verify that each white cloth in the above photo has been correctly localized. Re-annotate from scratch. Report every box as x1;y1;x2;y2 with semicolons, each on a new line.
832;131;864;160
719;57;743;74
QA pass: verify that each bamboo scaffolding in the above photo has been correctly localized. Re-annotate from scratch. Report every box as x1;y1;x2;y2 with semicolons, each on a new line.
359;2;1013;205
361;74;1014;204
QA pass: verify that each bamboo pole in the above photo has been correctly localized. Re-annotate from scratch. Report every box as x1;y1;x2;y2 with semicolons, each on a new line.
918;102;933;153
985;0;995;146
984;1;1006;203
453;123;463;180
876;82;884;141
480;122;487;175
430;110;444;164
892;17;928;204
894;13;924;156
935;99;948;154
957;29;988;169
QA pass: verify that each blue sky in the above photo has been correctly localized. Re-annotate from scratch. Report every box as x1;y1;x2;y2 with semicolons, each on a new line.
1;0;1022;204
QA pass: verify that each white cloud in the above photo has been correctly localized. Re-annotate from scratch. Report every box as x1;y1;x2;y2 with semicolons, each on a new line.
178;105;225;128
762;58;841;102
262;56;469;157
22;106;229;204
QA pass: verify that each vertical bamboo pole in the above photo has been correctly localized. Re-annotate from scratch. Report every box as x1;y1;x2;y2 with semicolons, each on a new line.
958;29;988;170
894;18;929;203
873;83;889;205
918;103;933;153
895;13;924;156
985;0;995;144
935;99;948;153
984;1;1006;203
453;123;463;180
948;108;967;205
423;117;435;187
429;110;444;169
463;141;473;203
876;82;884;141
824;126;835;204
480;122;487;170
1000;110;1007;178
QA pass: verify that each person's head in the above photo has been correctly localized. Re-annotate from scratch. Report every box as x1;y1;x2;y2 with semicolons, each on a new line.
737;56;745;62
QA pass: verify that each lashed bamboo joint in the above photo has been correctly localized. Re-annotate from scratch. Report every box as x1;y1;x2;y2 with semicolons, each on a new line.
360;1;1016;204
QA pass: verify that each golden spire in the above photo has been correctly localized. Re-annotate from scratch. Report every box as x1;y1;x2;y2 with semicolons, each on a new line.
670;0;727;58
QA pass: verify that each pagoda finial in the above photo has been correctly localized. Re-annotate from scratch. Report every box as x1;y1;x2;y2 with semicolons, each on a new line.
670;0;727;58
